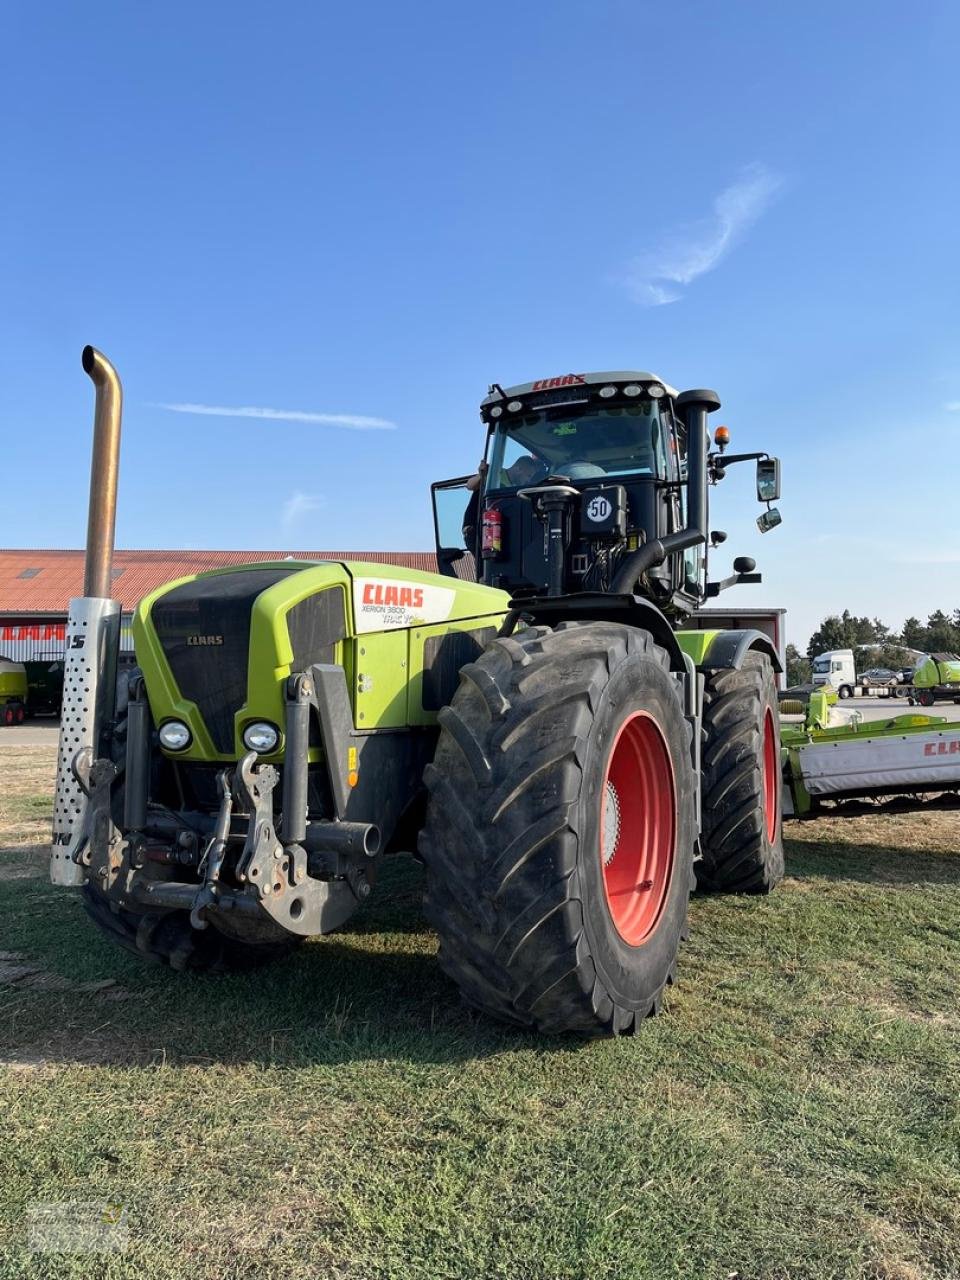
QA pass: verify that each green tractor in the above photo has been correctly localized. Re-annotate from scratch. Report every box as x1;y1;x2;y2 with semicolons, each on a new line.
51;351;784;1035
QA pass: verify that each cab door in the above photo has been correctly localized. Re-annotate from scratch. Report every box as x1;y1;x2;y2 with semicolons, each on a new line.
431;476;478;581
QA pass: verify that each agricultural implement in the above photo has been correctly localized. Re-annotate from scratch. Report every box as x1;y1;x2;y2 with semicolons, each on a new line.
780;688;960;816
0;657;28;725
51;350;787;1034
905;653;960;707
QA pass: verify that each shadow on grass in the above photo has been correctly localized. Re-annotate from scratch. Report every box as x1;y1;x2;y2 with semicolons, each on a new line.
0;855;573;1068
5;824;959;1068
784;833;960;886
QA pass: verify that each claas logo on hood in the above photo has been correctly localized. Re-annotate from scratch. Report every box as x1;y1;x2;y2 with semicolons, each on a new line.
362;582;425;609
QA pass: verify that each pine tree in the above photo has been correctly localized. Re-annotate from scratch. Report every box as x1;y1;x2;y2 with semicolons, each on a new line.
900;616;926;649
786;643;811;686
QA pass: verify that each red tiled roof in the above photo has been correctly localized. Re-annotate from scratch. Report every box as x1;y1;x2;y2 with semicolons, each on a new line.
0;549;440;614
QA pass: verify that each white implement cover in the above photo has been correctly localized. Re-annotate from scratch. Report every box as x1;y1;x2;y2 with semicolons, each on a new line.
796;727;960;796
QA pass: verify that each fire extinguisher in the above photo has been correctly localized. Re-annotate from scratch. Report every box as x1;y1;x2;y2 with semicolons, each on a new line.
481;506;502;559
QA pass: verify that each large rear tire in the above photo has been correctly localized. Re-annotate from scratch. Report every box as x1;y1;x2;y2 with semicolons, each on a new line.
419;622;697;1035
697;651;784;894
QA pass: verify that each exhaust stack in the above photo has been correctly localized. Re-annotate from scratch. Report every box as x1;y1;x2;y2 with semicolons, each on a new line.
80;345;123;598
50;347;124;886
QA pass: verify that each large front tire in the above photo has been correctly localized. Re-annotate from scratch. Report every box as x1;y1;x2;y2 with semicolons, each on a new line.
419;622;697;1035
697;651;784;894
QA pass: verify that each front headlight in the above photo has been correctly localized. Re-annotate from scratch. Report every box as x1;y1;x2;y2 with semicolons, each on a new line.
243;721;280;754
158;720;192;751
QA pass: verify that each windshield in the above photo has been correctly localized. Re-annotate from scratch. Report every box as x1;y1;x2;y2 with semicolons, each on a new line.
487;401;669;490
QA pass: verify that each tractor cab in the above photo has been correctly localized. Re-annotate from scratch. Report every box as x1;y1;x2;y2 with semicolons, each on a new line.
433;371;704;616
433;368;783;621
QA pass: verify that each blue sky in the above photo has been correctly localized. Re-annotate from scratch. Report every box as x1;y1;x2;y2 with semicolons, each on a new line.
1;1;957;647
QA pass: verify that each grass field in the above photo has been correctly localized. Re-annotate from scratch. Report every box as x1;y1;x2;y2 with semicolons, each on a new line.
1;744;958;1280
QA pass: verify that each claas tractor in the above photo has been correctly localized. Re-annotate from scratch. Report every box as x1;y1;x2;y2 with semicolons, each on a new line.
51;350;784;1035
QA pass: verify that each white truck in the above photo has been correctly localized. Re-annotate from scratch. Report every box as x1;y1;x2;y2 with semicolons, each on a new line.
811;648;856;699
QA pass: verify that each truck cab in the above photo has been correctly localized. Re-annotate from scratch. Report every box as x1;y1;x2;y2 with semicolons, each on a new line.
811;648;856;699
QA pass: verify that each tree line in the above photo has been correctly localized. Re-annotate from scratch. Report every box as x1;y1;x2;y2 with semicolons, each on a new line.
785;609;960;687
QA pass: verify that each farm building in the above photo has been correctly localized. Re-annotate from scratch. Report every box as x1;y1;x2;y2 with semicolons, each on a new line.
0;549;440;661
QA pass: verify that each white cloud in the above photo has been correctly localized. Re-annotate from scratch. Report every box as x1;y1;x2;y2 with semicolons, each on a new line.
281;490;324;531
153;402;396;430
945;401;960;412
621;163;783;306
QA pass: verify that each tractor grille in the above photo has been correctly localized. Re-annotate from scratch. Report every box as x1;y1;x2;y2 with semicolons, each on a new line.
152;568;302;753
172;760;333;816
286;588;346;672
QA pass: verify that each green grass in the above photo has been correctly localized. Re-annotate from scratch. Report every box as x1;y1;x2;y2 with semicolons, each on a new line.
1;749;959;1279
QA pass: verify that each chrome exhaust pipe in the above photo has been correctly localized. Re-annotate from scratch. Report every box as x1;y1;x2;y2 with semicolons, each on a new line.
51;347;124;886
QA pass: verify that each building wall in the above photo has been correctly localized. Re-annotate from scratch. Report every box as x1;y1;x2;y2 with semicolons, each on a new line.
0;616;135;662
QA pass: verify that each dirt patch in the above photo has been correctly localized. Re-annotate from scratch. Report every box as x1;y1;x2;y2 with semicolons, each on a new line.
0;950;127;997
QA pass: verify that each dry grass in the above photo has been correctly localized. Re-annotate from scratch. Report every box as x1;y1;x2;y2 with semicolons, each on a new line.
0;746;57;858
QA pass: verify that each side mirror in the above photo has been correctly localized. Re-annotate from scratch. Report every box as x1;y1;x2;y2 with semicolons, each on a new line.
757;507;782;534
710;530;727;547
756;457;781;502
733;556;756;573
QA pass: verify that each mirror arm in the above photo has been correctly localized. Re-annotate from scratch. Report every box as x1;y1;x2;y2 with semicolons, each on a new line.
709;450;768;467
705;571;762;598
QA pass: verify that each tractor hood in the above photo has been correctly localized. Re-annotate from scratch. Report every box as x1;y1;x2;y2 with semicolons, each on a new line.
132;560;509;762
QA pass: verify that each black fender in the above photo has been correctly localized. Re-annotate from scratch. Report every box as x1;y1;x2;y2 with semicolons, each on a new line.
699;629;783;674
500;592;687;673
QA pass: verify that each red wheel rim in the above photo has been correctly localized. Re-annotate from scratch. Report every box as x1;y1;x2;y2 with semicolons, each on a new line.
599;712;676;946
761;707;779;843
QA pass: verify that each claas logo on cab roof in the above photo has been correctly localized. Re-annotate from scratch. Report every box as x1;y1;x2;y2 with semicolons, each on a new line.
531;374;586;391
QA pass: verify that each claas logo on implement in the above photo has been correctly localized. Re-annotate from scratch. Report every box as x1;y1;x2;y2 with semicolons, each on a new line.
531;374;586;391
362;582;425;608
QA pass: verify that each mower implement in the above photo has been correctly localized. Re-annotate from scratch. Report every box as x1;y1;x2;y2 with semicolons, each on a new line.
53;353;787;1031
779;689;960;816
